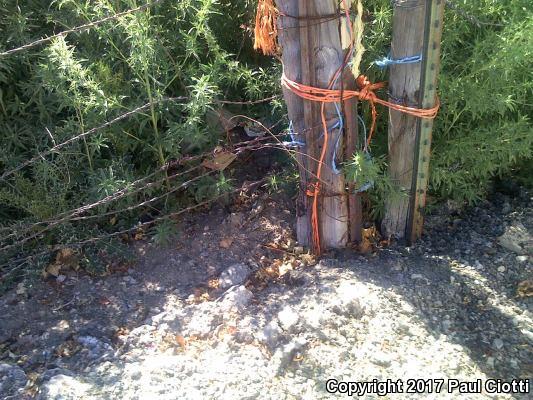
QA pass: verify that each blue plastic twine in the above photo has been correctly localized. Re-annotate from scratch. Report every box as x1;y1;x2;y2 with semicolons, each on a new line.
375;53;422;69
283;120;306;148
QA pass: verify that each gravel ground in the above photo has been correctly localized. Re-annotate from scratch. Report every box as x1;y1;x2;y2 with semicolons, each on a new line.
1;188;531;399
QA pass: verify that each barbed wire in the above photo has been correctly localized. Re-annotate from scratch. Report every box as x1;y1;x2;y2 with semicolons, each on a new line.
0;164;202;247
0;132;289;243
0;176;268;280
0;96;186;182
0;0;166;57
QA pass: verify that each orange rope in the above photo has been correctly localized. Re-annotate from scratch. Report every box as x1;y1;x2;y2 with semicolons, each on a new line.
254;0;278;55
282;74;440;147
255;0;440;255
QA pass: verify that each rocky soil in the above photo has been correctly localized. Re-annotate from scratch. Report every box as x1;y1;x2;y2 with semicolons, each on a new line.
1;187;531;399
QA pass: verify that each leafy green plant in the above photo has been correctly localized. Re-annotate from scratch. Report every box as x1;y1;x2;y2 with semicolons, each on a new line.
150;219;179;247
344;151;406;219
361;0;532;204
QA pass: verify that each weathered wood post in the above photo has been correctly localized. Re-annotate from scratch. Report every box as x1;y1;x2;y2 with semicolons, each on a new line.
271;0;361;252
381;0;426;240
382;0;444;242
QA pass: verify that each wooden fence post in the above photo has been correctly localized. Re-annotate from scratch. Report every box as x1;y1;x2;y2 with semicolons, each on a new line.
275;0;361;252
382;0;444;243
381;0;426;240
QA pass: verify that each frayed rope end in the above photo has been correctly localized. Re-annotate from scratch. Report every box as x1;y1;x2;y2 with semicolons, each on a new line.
254;0;278;56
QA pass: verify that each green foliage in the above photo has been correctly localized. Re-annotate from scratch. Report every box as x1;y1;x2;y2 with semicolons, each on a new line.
0;0;275;272
191;172;233;203
362;0;533;203
150;219;179;247
344;151;405;219
0;0;531;274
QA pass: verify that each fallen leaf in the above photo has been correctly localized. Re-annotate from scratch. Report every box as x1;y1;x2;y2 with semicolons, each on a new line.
359;226;381;254
207;278;220;289
219;238;233;249
278;262;293;276
43;263;61;278
299;254;315;266
99;296;111;306
517;279;533;298
202;151;237;171
175;335;187;348
134;229;144;241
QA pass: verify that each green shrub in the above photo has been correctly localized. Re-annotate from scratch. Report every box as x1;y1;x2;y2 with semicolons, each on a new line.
0;0;279;270
0;0;531;273
361;0;533;203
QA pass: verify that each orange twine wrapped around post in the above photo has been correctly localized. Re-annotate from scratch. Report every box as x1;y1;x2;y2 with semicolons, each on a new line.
254;0;278;55
253;0;440;255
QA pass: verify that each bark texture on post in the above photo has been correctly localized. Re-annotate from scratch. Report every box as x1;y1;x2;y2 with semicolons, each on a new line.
276;0;356;251
381;0;426;239
275;0;310;245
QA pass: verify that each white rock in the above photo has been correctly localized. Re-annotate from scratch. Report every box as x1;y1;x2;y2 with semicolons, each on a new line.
277;306;299;331
185;303;221;337
219;264;251;289
255;320;281;349
493;338;504;350
331;282;364;317
39;375;91;400
498;222;530;254
497;265;506;273
219;285;253;312
0;363;27;398
516;255;528;263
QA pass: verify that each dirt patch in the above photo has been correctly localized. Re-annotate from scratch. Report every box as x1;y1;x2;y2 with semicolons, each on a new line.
0;185;531;399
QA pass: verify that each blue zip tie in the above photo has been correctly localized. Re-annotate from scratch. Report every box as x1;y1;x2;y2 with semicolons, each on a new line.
375;53;422;69
331;101;344;174
284;120;306;148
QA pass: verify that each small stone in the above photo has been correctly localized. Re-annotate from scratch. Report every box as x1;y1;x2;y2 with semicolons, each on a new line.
486;357;495;368
219;285;253;312
293;246;305;255
493;338;504;350
228;212;244;228
498;222;530;254
218;263;251;289
502;202;512;214
271;337;307;375
123;276;137;284
370;352;393;367
219;238;233;249
484;246;497;255
56;275;67;283
277;306;299;331
255;320;281;349
516;255;528;263
41;368;75;381
442;319;452;331
497;266;506;273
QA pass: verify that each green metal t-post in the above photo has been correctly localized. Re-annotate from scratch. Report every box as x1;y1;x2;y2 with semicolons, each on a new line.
408;0;446;244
